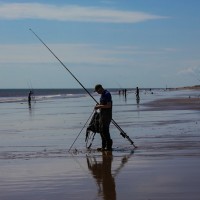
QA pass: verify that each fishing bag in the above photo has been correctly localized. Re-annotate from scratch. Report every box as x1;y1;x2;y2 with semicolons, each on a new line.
85;112;100;148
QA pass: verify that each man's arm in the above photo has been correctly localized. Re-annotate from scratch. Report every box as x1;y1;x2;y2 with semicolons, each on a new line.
95;102;112;110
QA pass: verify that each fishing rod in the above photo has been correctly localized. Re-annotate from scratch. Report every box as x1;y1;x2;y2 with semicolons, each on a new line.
29;28;137;148
69;110;95;152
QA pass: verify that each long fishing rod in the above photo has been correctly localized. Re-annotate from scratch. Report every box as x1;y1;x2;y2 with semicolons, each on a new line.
29;28;137;148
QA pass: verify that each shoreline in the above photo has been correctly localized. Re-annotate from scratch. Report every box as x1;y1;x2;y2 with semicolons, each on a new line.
175;85;200;90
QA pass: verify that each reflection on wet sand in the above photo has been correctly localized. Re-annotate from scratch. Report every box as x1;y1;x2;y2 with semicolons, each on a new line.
28;101;36;118
86;151;134;200
28;101;32;114
136;96;140;106
87;151;116;200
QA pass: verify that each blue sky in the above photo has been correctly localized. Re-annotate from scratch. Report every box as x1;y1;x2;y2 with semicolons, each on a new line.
0;0;200;88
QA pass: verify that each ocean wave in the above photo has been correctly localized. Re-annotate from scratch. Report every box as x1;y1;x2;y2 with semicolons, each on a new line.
0;89;94;103
0;94;89;103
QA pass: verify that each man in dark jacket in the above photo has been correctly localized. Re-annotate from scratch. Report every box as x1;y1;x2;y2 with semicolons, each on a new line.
94;84;113;151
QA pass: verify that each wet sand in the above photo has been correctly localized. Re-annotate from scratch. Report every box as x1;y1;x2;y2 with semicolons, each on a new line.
143;97;200;111
0;89;200;200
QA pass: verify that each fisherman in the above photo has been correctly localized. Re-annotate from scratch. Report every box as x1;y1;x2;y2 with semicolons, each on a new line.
94;84;113;151
28;90;33;104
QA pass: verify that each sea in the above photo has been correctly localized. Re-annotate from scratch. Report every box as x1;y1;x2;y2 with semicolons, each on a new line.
0;87;196;103
0;88;94;103
0;88;200;200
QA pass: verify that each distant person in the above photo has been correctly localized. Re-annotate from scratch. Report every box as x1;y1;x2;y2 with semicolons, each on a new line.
149;88;154;94
28;90;33;104
136;87;140;99
94;84;113;151
124;89;127;97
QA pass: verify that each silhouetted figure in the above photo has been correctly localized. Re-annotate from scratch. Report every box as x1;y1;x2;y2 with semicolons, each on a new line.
136;87;140;100
124;89;127;98
149;88;154;94
28;90;33;104
94;84;113;151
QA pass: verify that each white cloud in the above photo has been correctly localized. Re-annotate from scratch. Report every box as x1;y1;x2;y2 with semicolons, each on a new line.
0;3;167;23
163;48;179;52
178;66;200;75
0;43;170;65
178;66;200;82
0;44;129;65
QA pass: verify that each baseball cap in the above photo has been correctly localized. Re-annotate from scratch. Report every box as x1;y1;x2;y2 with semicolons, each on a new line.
94;84;102;92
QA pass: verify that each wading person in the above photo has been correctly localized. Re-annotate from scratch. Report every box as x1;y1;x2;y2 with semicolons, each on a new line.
28;90;33;104
136;87;140;99
94;84;113;151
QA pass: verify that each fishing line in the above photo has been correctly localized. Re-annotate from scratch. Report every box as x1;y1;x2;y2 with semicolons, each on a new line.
29;28;137;148
68;110;95;152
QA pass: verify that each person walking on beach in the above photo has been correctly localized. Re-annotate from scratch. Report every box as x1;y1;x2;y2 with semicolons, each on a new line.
136;87;140;99
94;84;113;151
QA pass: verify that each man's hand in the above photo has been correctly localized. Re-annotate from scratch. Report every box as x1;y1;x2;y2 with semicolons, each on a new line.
94;104;100;110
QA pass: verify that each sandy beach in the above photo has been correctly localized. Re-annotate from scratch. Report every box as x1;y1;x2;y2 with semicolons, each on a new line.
0;88;200;200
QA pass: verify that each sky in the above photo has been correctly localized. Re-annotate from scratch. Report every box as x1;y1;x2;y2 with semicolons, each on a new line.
0;0;200;89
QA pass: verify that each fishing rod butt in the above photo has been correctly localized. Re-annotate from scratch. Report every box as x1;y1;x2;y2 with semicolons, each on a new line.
130;140;138;149
120;132;138;148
